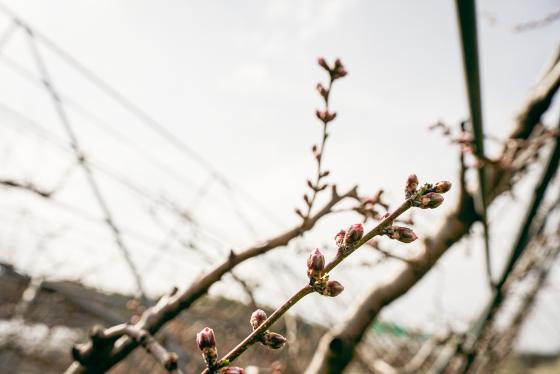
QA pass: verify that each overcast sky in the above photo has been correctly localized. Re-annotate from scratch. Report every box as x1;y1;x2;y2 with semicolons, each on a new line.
0;0;559;354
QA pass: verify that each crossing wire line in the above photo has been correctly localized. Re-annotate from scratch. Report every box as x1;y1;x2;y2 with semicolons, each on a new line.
0;1;285;229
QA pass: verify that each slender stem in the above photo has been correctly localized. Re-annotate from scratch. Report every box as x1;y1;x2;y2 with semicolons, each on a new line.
324;197;415;273
305;79;334;218
210;190;422;371
215;285;313;369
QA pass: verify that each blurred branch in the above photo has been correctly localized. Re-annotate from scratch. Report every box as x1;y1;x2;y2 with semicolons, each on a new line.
456;129;560;372
65;185;359;374
304;46;560;374
0;178;52;198
514;7;560;32
71;324;183;374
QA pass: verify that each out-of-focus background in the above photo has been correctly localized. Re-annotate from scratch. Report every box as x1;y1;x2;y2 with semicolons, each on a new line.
0;1;559;373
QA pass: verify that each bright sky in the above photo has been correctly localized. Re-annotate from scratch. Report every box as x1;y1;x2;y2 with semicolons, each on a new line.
0;0;559;354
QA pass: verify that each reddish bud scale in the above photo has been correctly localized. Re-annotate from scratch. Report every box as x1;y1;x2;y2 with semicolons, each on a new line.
322;280;344;297
433;181;452;193
250;309;267;330
316;109;337;123
344;224;363;247
262;332;287;349
316;83;328;98
307;248;325;280
317;57;330;71
196;327;216;350
405;174;419;198
335;230;346;248
386;226;417;243
220;367;245;374
419;192;444;209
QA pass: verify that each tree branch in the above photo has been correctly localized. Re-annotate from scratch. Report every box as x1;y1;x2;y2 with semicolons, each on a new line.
65;185;358;373
304;46;560;374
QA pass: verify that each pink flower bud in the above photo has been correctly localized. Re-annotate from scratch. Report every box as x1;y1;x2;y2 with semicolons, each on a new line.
405;174;419;198
386;226;417;243
307;248;325;280
250;309;267;330
334;230;346;247
317;57;330;71
315;109;337;123
220;368;245;374
419;192;444;209
316;83;328;98
196;327;216;351
334;58;343;69
433;181;452;193
334;68;348;79
344;224;363;247
262;332;287;349
323;280;344;297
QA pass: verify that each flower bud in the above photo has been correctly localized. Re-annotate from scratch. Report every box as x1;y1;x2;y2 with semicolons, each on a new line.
250;309;267;330
317;57;330;71
433;181;452;193
197;327;218;367
334;68;347;79
386;226;417;243
196;327;216;351
315;109;337;123
334;230;346;248
419;192;444;209
307;248;325;280
322;280;344;297
220;367;245;374
405;174;418;198
262;332;287;349
316;83;328;98
344;224;363;247
334;58;343;69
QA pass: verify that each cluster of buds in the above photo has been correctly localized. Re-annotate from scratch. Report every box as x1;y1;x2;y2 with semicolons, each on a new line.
405;174;451;210
306;248;345;297
318;57;348;80
383;226;418;243
249;309;287;350
335;223;364;253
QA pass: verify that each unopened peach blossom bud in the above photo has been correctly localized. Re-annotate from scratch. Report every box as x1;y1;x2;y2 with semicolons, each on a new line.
196;327;216;351
434;181;452;193
307;248;325;280
323;280;344;297
335;230;346;248
419;192;444;209
262;332;287;349
386;226;417;243
316;83;328;98
344;224;363;247
405;174;419;198
250;309;267;330
220;367;245;374
315;109;337;123
317;57;330;71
